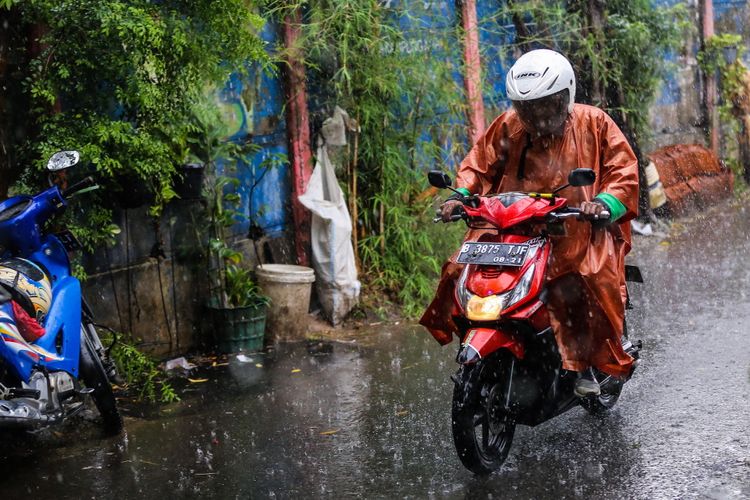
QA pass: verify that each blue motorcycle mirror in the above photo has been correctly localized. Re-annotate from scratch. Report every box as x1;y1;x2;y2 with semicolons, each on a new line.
47;151;80;171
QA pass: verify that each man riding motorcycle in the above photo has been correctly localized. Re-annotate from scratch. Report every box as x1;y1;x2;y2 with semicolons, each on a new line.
420;49;639;397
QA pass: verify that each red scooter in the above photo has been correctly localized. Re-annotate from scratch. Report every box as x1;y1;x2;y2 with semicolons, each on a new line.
428;168;642;475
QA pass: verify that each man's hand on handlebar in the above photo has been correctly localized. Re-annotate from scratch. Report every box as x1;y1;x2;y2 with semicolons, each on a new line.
579;200;609;221
439;199;464;222
581;201;606;219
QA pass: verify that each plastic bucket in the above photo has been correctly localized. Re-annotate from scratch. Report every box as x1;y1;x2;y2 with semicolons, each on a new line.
206;304;267;353
256;264;315;343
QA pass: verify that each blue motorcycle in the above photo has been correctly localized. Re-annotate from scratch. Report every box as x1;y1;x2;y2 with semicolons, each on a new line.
0;151;122;435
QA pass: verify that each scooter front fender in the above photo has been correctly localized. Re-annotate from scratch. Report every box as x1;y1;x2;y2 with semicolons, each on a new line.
457;327;525;365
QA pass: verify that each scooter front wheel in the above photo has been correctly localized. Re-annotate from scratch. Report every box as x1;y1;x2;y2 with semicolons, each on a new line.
451;355;516;475
79;326;123;435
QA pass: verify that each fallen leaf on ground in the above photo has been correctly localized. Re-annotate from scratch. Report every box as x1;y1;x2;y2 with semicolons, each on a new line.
320;429;340;435
396;410;408;416
188;378;209;383
255;363;263;368
291;368;301;373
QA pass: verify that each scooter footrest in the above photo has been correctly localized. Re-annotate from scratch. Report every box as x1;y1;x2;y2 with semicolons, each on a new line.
9;388;41;400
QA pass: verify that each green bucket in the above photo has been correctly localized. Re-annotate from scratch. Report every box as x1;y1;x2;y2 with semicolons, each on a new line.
206;304;267;353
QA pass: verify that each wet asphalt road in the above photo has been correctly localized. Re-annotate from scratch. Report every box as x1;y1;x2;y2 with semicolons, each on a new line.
1;200;749;499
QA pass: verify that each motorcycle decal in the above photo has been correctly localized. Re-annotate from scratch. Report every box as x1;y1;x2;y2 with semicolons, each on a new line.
524;235;546;248
0;309;62;362
507;299;543;319
462;329;477;346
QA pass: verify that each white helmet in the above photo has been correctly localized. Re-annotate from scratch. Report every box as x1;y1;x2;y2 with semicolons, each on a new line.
505;49;576;113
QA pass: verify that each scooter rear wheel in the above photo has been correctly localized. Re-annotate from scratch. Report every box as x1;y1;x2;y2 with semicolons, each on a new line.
581;321;631;415
451;356;516;475
79;326;123;435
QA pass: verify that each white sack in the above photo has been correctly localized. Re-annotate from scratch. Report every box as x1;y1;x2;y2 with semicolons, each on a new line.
320;106;359;146
298;138;360;325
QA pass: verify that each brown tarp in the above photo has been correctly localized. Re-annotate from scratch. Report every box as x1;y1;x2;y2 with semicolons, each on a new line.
648;144;733;215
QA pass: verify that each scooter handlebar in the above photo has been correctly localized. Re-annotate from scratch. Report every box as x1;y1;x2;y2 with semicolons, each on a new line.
549;208;610;221
62;176;97;198
433;213;465;223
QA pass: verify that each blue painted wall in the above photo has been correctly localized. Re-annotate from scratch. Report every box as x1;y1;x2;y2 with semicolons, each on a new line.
379;1;468;169
652;0;684;107
215;19;291;238
714;0;746;18
476;0;513;115
714;0;748;48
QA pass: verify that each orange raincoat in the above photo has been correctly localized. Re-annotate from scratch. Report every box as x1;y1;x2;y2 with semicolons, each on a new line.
420;104;639;377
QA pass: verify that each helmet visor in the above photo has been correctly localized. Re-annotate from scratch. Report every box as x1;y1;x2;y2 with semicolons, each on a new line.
511;89;569;137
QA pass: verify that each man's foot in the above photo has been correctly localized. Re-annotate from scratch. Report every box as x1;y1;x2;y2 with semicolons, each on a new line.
574;368;601;397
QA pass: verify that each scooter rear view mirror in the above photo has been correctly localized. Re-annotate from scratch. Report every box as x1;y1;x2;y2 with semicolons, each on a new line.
428;170;452;189
47;151;80;171
568;168;596;187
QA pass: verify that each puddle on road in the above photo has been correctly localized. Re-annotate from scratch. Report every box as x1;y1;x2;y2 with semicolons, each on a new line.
0;325;660;499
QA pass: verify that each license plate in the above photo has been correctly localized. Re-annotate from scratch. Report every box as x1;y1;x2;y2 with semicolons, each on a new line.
456;242;529;266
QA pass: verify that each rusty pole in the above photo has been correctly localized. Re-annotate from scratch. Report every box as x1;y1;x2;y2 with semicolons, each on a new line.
702;0;719;155
461;0;486;145
282;10;312;266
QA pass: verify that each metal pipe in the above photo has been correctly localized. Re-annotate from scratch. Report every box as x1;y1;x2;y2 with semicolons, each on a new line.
461;0;486;145
283;10;312;266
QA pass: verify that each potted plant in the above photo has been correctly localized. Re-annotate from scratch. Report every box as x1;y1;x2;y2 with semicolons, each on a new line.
187;102;270;353
206;254;271;354
204;191;270;353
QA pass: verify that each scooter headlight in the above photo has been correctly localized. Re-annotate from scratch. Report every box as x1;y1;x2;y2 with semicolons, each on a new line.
463;264;536;321
466;294;507;321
